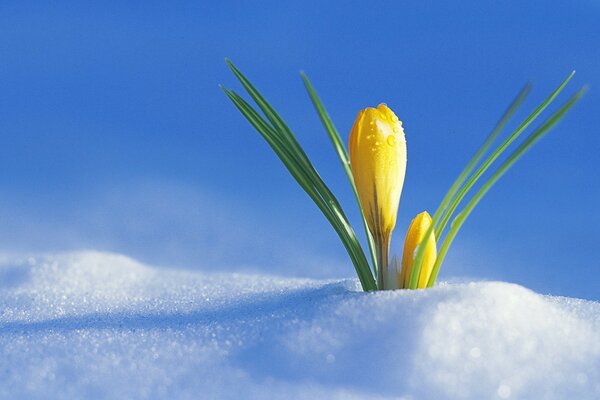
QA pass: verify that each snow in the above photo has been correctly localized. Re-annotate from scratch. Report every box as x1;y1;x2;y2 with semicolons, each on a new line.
0;251;599;399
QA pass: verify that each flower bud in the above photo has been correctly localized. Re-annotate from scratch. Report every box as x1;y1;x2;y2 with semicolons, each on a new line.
400;211;437;288
349;104;407;238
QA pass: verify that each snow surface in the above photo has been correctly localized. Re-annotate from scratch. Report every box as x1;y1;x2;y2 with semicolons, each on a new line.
0;251;599;399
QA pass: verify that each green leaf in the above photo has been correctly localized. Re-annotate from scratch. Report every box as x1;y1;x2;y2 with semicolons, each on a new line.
432;84;531;240
409;72;575;290
300;73;352;176
300;72;379;278
408;83;531;289
435;72;575;242
427;87;587;287
226;61;350;235
222;61;377;291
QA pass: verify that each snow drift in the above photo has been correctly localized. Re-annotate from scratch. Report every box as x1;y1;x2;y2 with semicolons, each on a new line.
0;251;598;399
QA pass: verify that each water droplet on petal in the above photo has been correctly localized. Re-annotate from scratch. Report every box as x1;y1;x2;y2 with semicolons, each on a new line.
387;135;397;146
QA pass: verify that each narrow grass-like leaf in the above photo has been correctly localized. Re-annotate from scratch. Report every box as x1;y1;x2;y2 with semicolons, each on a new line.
226;61;351;234
427;87;586;287
409;72;574;289
222;87;376;290
224;63;356;228
226;60;322;178
434;72;575;241
432;84;531;239
223;86;376;290
300;73;352;176
408;84;531;289
222;64;376;290
301;72;379;277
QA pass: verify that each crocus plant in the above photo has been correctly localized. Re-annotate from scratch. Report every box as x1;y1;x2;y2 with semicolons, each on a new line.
222;60;585;292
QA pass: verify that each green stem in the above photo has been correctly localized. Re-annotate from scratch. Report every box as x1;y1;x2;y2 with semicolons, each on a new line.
374;233;390;290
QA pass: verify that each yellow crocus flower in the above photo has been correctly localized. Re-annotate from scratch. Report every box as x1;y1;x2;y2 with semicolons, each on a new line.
400;211;437;289
349;104;407;289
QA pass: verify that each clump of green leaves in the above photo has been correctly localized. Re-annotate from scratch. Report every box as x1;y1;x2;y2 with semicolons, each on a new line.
222;59;585;291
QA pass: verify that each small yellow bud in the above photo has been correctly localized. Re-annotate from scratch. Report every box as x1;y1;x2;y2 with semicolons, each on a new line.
400;211;437;289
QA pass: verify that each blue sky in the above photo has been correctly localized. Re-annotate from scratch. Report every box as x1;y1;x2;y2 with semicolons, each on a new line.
0;1;598;299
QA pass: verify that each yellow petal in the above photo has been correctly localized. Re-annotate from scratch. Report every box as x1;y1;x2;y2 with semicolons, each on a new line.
349;104;407;238
400;211;437;289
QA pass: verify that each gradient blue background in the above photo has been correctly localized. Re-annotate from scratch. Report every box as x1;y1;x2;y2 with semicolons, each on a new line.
0;1;598;299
